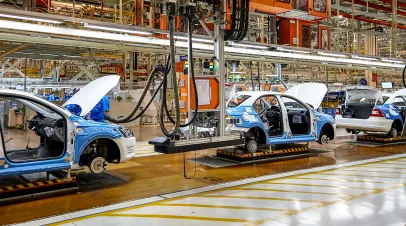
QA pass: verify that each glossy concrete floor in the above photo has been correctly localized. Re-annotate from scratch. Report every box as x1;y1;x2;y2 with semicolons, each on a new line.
16;154;406;226
3;126;406;225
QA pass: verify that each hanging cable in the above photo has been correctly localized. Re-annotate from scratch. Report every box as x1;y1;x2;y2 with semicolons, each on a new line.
158;2;181;137
127;56;171;122
249;61;255;90
402;65;406;87
104;66;163;123
257;62;261;91
164;10;199;128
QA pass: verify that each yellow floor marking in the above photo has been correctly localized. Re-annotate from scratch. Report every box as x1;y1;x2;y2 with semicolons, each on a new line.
379;162;406;166
103;213;254;223
338;169;406;174
27;183;34;187
37;182;44;185
155;203;294;214
199;195;326;203
16;185;25;189
321;172;406;180
48;156;406;225
260;182;375;190
231;188;355;198
358;165;406;170
252;184;404;225
6;186;14;190
293;176;392;184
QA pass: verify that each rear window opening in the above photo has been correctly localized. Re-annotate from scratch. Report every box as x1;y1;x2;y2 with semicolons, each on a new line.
227;95;251;108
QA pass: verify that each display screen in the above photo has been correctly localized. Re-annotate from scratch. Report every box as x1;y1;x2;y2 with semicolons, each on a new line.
382;82;393;89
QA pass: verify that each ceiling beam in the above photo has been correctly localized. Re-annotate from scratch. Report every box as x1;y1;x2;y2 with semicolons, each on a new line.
0;42;30;59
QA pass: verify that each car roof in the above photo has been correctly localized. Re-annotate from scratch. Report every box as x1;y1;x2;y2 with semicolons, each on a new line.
0;89;71;116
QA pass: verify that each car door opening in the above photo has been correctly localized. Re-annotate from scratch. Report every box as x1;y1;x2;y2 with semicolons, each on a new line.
2;97;67;163
281;96;311;135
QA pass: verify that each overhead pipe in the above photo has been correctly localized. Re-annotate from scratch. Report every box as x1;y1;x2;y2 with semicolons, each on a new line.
342;0;406;16
377;0;406;8
332;11;406;30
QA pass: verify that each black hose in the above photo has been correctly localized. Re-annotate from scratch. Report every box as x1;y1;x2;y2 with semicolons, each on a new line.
257;62;261;91
403;65;406;87
164;13;199;128
249;61;254;90
159;4;181;138
127;57;171;122
104;66;163;123
224;0;237;41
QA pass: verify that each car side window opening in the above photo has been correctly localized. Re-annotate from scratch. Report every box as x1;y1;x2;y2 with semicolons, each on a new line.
281;96;311;135
254;96;284;137
1;97;66;163
393;97;406;106
227;95;251;108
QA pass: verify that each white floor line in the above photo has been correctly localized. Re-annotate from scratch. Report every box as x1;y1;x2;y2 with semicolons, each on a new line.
12;153;406;226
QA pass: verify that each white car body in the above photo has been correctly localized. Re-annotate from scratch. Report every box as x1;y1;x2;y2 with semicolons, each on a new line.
335;86;404;134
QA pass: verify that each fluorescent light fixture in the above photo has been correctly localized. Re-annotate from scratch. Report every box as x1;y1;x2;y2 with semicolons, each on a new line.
382;58;405;63
63;55;81;58
228;42;268;50
339;15;343;18
173;35;213;43
84;23;152;35
0;13;61;24
15;51;35;55
0;19;404;70
277;47;310;54
318;52;348;58
265;74;278;77
230;72;246;74
352;55;378;61
40;53;59;57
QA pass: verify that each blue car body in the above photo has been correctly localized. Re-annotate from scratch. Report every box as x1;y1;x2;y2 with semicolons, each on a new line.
226;88;335;150
0;76;135;176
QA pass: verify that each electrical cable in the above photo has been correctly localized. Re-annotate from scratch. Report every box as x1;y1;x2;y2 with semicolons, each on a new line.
249;61;255;90
258;62;261;91
402;64;406;87
158;3;181;137
127;56;171;122
104;66;162;123
164;11;199;128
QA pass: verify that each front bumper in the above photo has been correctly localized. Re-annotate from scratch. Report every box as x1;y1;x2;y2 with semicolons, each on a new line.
114;136;136;162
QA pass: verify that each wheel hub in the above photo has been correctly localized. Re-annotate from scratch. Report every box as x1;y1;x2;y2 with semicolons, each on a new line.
89;157;107;173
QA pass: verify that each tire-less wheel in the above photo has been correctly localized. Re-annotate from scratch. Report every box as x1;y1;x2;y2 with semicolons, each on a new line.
389;125;398;138
89;156;107;173
319;134;330;145
245;139;259;153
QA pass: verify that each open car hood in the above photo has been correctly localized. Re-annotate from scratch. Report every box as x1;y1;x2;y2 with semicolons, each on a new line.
62;75;120;116
285;83;327;109
345;86;383;103
395;88;406;96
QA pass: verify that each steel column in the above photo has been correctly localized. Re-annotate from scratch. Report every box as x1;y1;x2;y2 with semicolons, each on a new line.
215;1;226;136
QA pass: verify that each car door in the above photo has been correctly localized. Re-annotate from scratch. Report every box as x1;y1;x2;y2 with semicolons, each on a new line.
0;93;73;176
392;96;406;121
279;95;317;142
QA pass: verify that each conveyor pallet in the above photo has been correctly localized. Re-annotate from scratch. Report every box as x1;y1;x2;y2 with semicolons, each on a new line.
217;145;309;163
357;135;406;144
150;135;245;154
0;176;78;205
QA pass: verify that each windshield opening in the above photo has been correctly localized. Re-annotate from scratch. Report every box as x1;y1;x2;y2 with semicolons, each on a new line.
227;95;251;108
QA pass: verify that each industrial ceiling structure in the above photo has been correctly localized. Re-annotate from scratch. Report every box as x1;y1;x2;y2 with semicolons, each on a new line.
0;0;405;87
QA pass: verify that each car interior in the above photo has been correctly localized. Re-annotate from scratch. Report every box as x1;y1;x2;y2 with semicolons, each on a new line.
281;96;311;135
254;96;284;137
341;98;376;119
2;97;66;163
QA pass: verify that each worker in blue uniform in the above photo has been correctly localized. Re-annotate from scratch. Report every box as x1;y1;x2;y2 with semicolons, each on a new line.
89;96;110;123
65;104;82;116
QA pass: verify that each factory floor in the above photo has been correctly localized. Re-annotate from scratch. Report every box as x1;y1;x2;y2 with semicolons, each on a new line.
2;126;406;226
